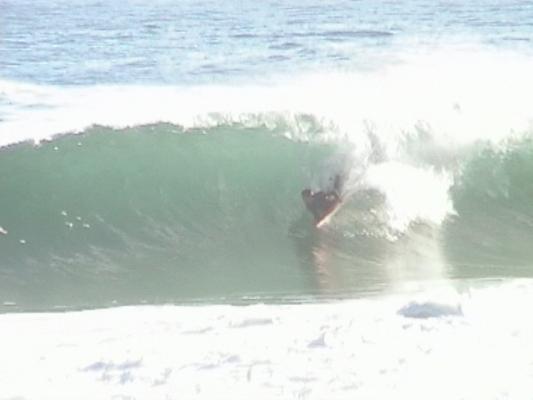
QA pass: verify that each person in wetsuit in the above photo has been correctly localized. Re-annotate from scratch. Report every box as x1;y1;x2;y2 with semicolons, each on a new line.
301;174;343;225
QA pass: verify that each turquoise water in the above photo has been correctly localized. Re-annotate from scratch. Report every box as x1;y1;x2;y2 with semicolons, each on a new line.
1;0;533;312
1;124;533;311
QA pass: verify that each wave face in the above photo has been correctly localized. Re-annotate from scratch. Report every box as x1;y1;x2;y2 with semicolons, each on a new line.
446;138;533;274
1;121;533;311
0;125;340;310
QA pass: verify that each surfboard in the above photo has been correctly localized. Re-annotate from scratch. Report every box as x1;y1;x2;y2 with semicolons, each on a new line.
315;199;343;228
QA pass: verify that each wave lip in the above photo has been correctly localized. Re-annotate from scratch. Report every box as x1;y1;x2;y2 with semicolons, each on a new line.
2;48;533;149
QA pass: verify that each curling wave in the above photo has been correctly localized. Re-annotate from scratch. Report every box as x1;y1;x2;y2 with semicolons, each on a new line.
2;48;533;311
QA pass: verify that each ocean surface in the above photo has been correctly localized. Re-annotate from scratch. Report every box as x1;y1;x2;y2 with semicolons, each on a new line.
1;0;533;398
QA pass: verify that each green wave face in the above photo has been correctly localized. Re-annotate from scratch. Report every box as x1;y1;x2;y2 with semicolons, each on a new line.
0;124;358;310
446;138;533;276
2;124;533;311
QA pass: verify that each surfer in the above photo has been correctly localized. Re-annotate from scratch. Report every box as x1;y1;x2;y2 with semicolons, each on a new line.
301;175;343;227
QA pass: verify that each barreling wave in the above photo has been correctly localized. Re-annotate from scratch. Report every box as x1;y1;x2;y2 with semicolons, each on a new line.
1;121;533;312
2;48;533;311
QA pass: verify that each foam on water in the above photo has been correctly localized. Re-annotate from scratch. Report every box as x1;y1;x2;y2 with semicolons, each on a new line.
364;161;455;232
2;47;533;148
1;279;531;400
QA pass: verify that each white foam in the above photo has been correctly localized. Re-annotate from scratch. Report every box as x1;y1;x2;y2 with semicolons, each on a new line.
0;279;532;399
1;46;533;149
364;161;455;232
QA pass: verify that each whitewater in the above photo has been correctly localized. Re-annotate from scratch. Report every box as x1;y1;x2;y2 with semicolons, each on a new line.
2;0;533;398
1;280;533;400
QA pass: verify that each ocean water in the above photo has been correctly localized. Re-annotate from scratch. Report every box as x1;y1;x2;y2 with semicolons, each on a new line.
1;0;533;398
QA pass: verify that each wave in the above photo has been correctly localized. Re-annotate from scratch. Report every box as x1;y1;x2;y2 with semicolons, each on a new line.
446;137;533;271
2;48;533;310
291;29;395;39
1;121;533;311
